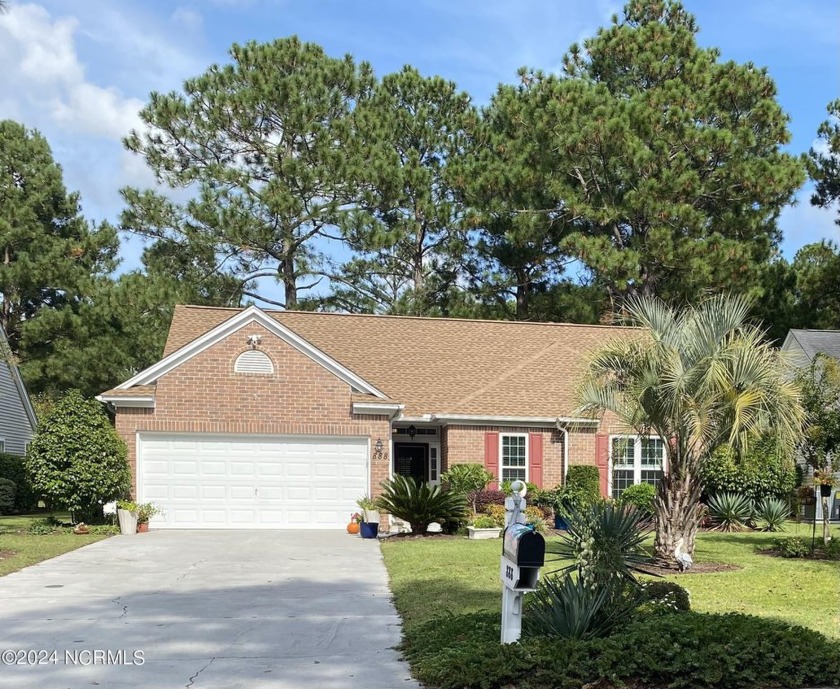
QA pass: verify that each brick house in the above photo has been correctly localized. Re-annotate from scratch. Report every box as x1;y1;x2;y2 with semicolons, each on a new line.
98;305;662;530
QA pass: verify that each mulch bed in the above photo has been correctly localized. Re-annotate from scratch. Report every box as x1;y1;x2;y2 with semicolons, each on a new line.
637;561;741;575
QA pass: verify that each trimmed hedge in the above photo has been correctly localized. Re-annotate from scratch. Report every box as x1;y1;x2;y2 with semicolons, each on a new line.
403;611;840;689
0;477;15;514
566;465;601;503
0;452;37;511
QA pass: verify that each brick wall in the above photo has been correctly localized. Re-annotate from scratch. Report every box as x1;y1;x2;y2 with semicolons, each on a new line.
442;425;566;488
114;322;391;500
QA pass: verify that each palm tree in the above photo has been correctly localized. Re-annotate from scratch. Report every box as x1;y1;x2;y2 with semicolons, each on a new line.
577;295;803;564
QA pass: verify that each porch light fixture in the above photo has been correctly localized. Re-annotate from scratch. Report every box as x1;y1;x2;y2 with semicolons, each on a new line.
373;437;385;461
407;424;417;439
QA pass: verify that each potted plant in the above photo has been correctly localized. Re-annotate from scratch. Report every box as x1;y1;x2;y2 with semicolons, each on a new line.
467;514;502;540
346;513;362;535
116;500;138;535
135;502;161;532
814;469;837;498
356;495;380;525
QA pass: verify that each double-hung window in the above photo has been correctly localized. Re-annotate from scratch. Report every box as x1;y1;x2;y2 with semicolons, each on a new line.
610;436;665;499
500;434;528;482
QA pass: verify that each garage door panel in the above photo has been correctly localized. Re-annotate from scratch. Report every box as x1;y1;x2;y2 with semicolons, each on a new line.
139;434;368;529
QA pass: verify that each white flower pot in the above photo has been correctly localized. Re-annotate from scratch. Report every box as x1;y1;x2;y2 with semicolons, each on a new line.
117;509;138;535
467;526;502;540
363;510;380;524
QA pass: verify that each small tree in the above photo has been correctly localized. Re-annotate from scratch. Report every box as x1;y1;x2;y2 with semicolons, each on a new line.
440;463;493;513
795;353;840;544
25;390;130;522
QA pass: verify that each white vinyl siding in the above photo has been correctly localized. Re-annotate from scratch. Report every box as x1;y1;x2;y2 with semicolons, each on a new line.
610;436;665;499
500;434;528;483
138;433;368;529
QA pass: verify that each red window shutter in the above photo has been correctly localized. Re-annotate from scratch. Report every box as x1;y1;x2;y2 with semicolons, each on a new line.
528;433;543;488
485;432;500;490
594;433;609;497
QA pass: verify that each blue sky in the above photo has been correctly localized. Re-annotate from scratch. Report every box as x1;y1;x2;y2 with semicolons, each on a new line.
1;0;838;282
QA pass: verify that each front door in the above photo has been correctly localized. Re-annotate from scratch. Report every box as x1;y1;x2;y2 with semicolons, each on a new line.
393;443;429;484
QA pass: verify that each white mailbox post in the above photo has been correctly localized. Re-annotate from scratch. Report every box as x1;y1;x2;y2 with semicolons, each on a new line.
499;480;545;644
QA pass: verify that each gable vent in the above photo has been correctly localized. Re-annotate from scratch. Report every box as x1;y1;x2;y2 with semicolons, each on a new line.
234;350;274;375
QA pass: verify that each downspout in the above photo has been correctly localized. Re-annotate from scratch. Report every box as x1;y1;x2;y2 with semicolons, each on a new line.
556;419;570;485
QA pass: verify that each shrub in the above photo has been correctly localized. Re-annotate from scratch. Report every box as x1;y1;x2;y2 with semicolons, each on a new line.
0;453;37;511
702;439;796;502
375;475;466;534
28;517;57;535
483;503;506;527
639;580;691;612
618;482;656;516
775;536;810;558
25;390;130;521
824;538;840;560
441;464;493;512
500;479;538;495
754;497;789;532
707;492;753;531
565;465;601;505
87;524;121;535
469;489;506;512
0;477;15;514
404;611;840;689
471;515;497;529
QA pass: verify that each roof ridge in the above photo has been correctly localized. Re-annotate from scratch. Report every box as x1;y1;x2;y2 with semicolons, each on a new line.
179;304;637;330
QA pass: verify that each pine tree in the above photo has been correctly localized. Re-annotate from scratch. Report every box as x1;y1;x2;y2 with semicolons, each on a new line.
122;37;375;309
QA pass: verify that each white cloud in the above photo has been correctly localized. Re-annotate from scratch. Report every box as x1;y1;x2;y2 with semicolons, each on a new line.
171;7;203;33
0;4;143;140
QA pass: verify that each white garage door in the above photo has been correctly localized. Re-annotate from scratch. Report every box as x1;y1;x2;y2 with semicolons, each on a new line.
138;434;369;529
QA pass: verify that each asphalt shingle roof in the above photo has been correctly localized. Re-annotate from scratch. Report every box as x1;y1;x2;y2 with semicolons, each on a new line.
787;329;840;362
133;305;636;418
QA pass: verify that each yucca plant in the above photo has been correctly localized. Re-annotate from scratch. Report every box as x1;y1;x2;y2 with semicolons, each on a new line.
707;492;754;532
375;475;466;534
548;502;653;587
754;497;789;532
525;573;638;640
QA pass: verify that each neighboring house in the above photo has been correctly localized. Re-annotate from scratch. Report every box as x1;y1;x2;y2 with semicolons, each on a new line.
98;305;657;530
781;329;840;522
0;324;37;455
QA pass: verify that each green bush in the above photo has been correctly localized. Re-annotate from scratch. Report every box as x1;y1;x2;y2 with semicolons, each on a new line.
565;465;601;504
754;497;789;532
28;518;57;535
774;536;810;558
375;475;466;534
702;439;796;502
471;514;497;529
0;453;37;511
707;492;753;531
0;477;15;514
403;611;840;689
639;580;691;612
442;464;493;513
25;390;130;521
618;482;656;516
824;538;840;560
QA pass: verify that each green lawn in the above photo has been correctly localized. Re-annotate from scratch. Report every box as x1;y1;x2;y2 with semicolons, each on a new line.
381;523;840;639
0;514;110;577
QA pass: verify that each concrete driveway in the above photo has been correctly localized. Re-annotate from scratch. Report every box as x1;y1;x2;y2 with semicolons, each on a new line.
0;531;418;688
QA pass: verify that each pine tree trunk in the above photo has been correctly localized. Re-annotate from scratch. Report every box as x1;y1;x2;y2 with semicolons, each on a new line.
282;244;296;310
653;454;705;566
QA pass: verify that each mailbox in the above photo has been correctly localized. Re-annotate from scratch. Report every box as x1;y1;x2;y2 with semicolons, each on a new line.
503;523;545;568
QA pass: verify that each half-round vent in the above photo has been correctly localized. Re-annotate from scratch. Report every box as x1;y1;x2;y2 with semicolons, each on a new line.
234;350;274;375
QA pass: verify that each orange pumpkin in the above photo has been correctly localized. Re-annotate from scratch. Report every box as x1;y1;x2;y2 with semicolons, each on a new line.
347;522;360;534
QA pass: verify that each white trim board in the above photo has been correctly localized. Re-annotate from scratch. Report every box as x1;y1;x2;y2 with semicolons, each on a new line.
115;306;386;398
96;395;155;408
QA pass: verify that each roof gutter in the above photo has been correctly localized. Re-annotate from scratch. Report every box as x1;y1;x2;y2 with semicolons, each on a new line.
431;414;559;428
352;402;404;420
95;394;155;409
